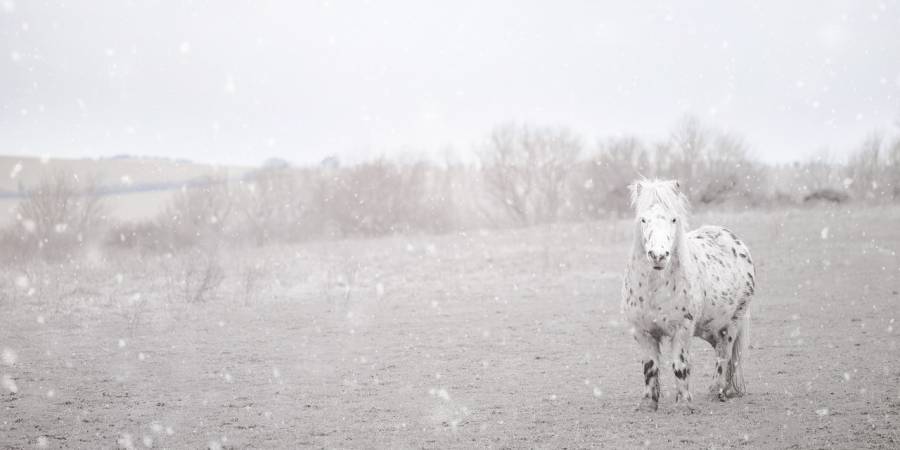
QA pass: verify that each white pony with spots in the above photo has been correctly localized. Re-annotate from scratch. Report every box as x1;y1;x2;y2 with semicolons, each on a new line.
621;179;755;411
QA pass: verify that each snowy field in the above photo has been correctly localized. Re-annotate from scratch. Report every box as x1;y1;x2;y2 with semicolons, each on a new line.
1;206;899;448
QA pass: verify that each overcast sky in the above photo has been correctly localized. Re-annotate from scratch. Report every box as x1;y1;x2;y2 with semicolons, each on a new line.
1;1;899;166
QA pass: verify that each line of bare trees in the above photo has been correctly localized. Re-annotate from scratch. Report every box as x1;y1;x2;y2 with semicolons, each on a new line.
3;116;899;262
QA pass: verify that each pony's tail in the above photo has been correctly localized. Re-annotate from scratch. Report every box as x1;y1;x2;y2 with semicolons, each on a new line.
728;311;750;396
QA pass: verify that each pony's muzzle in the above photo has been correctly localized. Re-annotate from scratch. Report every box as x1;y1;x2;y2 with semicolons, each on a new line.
647;250;670;270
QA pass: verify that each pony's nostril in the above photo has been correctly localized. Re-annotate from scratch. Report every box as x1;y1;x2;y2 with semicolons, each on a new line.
665;251;670;257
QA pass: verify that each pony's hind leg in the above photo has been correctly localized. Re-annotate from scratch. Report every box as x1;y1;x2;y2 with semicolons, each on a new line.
671;325;695;407
709;323;737;401
634;331;661;411
725;312;750;397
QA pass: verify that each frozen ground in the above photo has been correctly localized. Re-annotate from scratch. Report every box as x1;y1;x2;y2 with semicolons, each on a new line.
1;206;899;448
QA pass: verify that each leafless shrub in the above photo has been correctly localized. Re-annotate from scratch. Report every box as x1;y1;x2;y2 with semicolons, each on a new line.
162;248;225;303
116;292;150;337
157;177;233;248
695;132;765;206
6;172;107;260
105;220;170;253
309;159;451;237
480;123;582;226
803;188;850;204
235;166;307;245
324;253;360;311
801;151;844;193
239;260;266;306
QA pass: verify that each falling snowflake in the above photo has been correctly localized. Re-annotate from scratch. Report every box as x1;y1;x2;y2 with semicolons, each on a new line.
1;348;17;366
1;374;18;393
14;275;28;289
117;434;135;450
9;162;22;179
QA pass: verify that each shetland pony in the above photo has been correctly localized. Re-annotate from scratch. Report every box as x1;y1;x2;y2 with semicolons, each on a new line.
621;179;755;411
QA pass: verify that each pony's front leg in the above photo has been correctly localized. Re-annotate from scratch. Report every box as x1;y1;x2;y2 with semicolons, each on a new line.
634;331;661;411
671;326;694;406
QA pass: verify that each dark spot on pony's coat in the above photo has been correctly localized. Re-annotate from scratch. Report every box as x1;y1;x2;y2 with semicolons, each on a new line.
674;367;689;379
639;296;644;303
679;351;686;363
739;252;747;259
732;247;737;257
643;361;658;386
630;288;634;295
728;336;733;342
717;365;723;375
684;312;694;321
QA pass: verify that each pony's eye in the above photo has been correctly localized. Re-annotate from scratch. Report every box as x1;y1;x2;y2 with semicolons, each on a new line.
640;218;646;224
671;218;677;223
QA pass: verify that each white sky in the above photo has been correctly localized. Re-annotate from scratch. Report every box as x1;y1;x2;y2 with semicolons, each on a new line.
1;0;899;166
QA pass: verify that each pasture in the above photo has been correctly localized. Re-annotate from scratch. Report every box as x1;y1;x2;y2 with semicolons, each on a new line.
1;206;899;448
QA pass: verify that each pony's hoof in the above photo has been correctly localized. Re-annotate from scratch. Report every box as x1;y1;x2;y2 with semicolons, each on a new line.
708;387;727;402
723;386;745;399
636;398;658;412
676;402;699;414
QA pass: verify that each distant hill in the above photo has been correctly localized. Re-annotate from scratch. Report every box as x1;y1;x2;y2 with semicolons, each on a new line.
0;155;252;224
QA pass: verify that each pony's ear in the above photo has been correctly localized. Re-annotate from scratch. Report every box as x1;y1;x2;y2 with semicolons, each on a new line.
628;180;644;206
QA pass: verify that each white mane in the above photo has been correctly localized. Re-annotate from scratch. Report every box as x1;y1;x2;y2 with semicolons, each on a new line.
629;178;690;229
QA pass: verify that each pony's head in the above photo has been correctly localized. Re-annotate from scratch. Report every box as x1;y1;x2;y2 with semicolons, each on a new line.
629;179;689;271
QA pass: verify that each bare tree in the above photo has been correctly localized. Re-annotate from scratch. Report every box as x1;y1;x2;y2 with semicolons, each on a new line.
662;115;708;198
696;132;763;205
480;124;582;225
577;135;650;217
845;133;893;201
